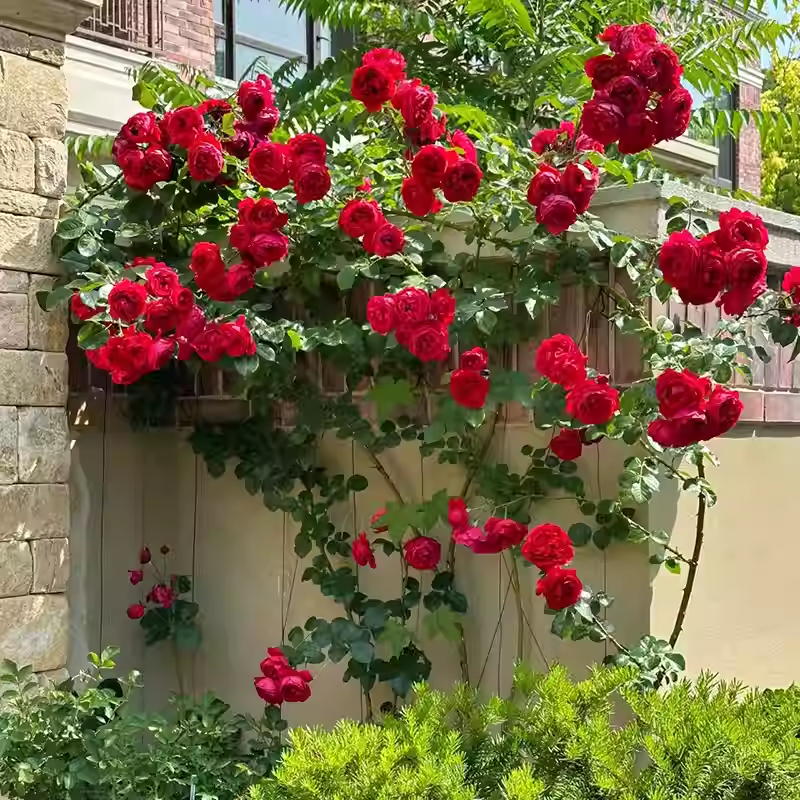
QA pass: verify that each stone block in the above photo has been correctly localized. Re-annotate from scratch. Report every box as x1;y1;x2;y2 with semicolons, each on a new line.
29;37;64;67
0;406;18;484
0;593;67;671
0;269;28;292
0;350;67;406
0;212;57;274
34;138;66;199
0;484;69;541
0;26;30;57
31;538;68;593
0;52;67;139
28;275;66;352
0;188;59;219
0;541;31;597
0;129;35;193
0;293;27;349
18;407;69;483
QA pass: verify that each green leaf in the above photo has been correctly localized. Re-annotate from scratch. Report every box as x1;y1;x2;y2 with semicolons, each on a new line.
337;265;357;290
77;321;109;350
568;522;592;547
423;606;463;642
347;474;368;492
377;618;411;658
234;354;259;376
348;639;374;664
368;376;415;419
174;623;201;650
40;285;73;312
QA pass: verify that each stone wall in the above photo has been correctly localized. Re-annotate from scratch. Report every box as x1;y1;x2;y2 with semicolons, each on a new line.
0;0;99;679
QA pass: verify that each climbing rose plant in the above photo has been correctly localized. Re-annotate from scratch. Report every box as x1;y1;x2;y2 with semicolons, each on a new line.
45;23;795;714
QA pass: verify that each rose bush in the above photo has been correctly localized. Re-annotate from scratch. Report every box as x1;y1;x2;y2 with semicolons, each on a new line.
47;22;798;712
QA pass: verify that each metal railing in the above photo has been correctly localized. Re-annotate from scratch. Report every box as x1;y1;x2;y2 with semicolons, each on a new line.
76;0;163;55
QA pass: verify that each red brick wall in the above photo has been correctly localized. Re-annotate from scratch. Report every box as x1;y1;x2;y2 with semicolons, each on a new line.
736;81;762;196
161;0;215;72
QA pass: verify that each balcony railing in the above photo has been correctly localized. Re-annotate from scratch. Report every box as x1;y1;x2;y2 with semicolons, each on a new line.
76;0;163;55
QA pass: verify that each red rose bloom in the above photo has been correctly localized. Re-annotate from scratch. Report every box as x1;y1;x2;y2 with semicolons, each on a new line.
659;230;701;292
144;299;178;334
294;163;331;204
108;279;147;323
717;208;769;251
129;569;144;585
402;177;439;217
151;584;175;609
679;238;726;305
484;517;528;549
718;282;765;316
430;287;455;325
406;113;447;147
618;110;659;155
536;194;578;235
412;145;451;189
226;263;256;297
580;98;625;146
229;223;252;252
648;414;709;448
371;509;388;532
565;377;620;425
188;133;224;182
521;523;574;571
447;497;469;530
449;129;477;163
121;145;172;191
656;369;711;419
584;54;629;90
191;242;226;282
352;532;376;569
71;292;98;321
248;232;290;267
362;48;406;82
145;265;180;297
224;315;257;358
403;536;441;570
638;44;682;94
783;266;800;302
527;164;563;206
535;334;587;388
198;98;232;119
127;603;145;620
239;197;289;232
364;222;405;257
279;672;313;703
394;287;430;323
367;295;397;335
121;111;160;144
460;347;488;371
393;78;437;127
442;160;483;202
536;566;582;610
254;676;282;705
606;74;649;114
139;547;152;564
351;64;395;112
288;133;327;174
192;323;230;362
339;199;382;238
655;87;693;141
249;142;292;190
407;322;450;362
238;74;275;121
224;130;256;160
166;106;204;149
613;23;659;57
450;368;490;409
549;428;583;461
705;385;743;438
148;337;175;372
725;246;767;290
562;162;599;214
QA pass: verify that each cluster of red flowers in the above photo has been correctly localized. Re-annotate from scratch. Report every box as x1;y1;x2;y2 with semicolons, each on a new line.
366;286;455;362
125;545;180;620
527;161;600;236
535;334;620;425
248;132;331;205
339;197;406;257
659;208;769;316
449;498;528;554
449;347;490;410
648;368;743;448
254;648;313;705
530;120;603;156
228;74;280;158
229;197;290;270
581;23;691;154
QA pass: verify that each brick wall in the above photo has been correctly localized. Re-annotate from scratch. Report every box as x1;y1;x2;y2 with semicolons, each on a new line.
737;81;762;196
161;0;215;72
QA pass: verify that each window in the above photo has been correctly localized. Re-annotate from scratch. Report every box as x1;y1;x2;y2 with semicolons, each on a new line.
686;83;737;189
214;0;327;82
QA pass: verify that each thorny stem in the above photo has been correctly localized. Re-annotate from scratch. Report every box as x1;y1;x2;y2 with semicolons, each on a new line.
508;555;525;664
592;613;629;655
624;515;695;565
78;173;123;208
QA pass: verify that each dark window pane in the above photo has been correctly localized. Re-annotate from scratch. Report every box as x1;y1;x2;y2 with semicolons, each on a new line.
235;42;289;82
215;36;229;78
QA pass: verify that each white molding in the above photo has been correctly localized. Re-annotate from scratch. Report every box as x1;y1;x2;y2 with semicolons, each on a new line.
650;135;720;177
0;0;102;40
739;64;764;90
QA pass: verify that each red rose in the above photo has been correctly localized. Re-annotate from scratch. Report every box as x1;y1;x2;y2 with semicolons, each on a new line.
783;266;800;302
367;295;396;335
460;347;488;371
430;287;455;325
260;648;291;679
403;536;441;570
536;194;578;235
635;44;682;95
191;242;226;282
393;78;436;127
226;263;256;297
565;377;620;425
725;246;767;290
224;315;257;358
407;322;450;362
394;287;430;324
294;163;331;204
549;428;583;461
562;162;599;214
453;526;504;555
192;323;230;362
656;369;711;419
447;497;469;530
71;292;98;321
352;532;376;569
362;48;406;82
659;230;701;293
364;222;405;257
151;584;175;608
580;98;625;146
411;145;451;189
249;142;292;190
198;98;232;119
530;128;559;154
484;517;527;549
351;64;395;112
450;369;490;409
238;74;275;121
176;305;206;341
188;133;224;182
248;232;289;267
166;106;204;148
449;129;477;163
606;74;649;114
678;238;725;305
279;672;313;703
535;566;582;610
139;547;151;564
127;603;145;620
613;23;659;57
145;265;180;297
717;208;769;252
357;178;372;193
402;177;439;217
406;113;447;147
254;676;282;705
655;87;693;141
108;279;147;323
229;223;252;252
148;337;175;372
576;132;604;153
239;197;288;232
371;509;388;532
144;299;178;334
339;199;382;238
224;130;256;160
288;133;327;174
442;160;483;203
129;569;144;585
121;111;160;144
705;385;743;438
617;110;658;155
717;282;765;317
584;54;629;90
648;414;708;448
527;164;562;206
521;523;574;571
535;334;587;388
122;145;172;191
237;107;281;140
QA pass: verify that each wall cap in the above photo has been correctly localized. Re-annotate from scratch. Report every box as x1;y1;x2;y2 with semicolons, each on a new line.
1;0;102;42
